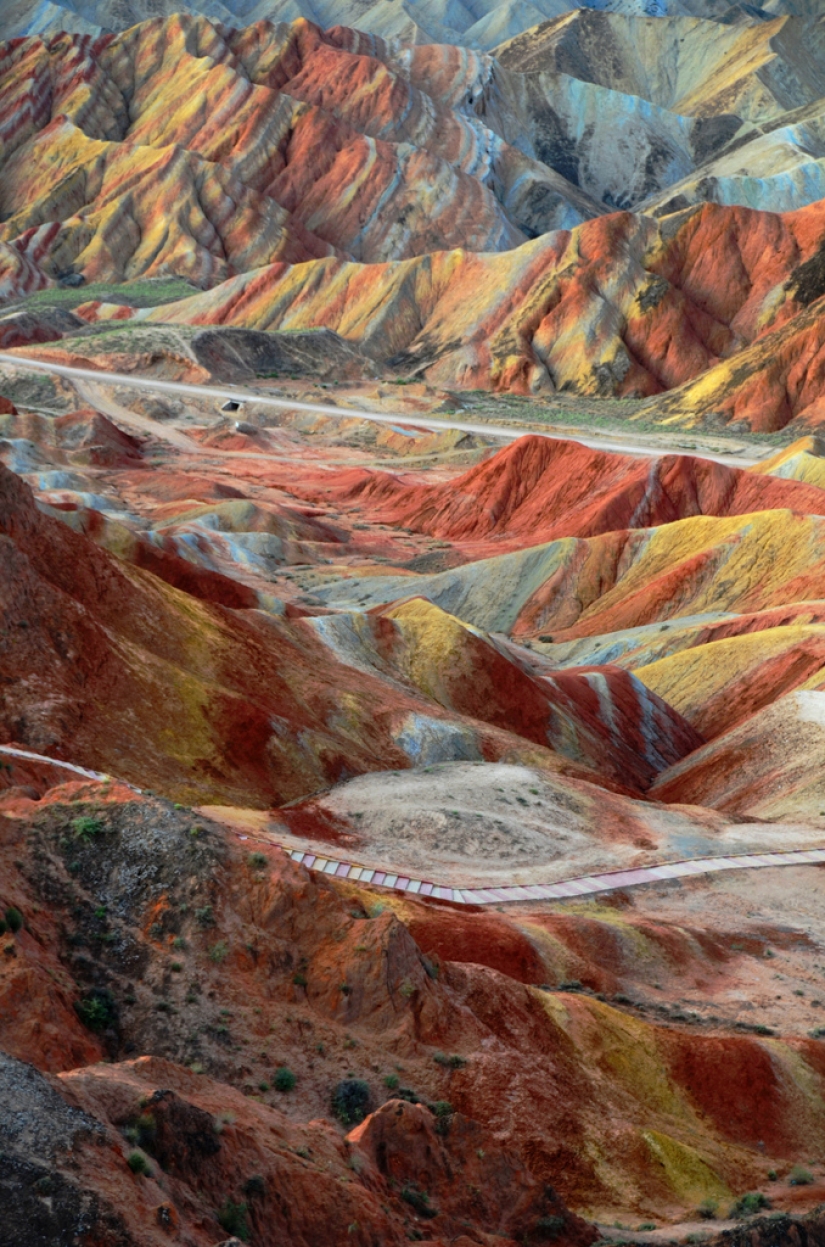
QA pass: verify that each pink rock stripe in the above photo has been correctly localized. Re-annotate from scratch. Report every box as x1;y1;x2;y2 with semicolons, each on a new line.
3;746;825;907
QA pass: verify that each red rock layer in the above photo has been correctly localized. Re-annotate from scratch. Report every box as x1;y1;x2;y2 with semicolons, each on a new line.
330;434;825;547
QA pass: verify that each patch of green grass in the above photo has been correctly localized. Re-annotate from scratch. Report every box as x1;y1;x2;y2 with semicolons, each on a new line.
12;276;198;313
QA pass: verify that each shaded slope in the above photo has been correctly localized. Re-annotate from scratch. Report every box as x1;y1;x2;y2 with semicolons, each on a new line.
0;460;625;804
495;12;825;123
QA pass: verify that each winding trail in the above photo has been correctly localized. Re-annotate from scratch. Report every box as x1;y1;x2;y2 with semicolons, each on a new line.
4;745;824;906
0;353;762;467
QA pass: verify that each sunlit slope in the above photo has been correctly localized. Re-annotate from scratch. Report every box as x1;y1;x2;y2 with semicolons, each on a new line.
651;690;825;819
314;510;825;641
96;199;825;423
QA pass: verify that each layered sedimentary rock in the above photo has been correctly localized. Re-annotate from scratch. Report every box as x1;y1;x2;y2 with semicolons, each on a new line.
0;14;597;301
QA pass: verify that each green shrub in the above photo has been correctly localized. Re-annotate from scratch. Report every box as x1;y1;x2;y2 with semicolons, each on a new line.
72;815;103;842
244;1174;266;1198
74;988;117;1032
384;1074;400;1090
4;907;23;933
0;919;6;935
292;972;307;987
195;905;214;927
273;1067;296;1092
789;1165;814;1186
400;1185;437;1219
697;1198;719;1220
730;1192;771;1219
217;1199;248;1241
127;1150;151;1176
248;852;267;869
433;1052;466;1069
332;1079;370;1126
209;940;229;963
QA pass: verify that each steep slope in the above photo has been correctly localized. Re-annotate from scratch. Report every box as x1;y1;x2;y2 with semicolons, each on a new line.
0;0;815;49
313;509;825;640
306;596;702;790
81;197;822;417
495;12;825;123
651;689;825;819
5;457;703;800
0;16;596;298
634;624;825;736
3;786;825;1225
322;435;825;548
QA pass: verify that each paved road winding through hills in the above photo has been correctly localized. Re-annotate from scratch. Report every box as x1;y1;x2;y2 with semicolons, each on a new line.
3;743;824;906
0;353;763;468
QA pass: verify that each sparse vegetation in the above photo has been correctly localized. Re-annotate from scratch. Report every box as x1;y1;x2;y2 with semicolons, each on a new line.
433;1052;466;1069
74;988;117;1032
209;940;229;963
789;1165;814;1186
533;1215;566;1240
217;1198;249;1241
384;1073;400;1090
400;1184;437;1219
244;1174;266;1198
248;852;267;869
273;1066;296;1092
730;1192;771;1218
4;906;23;933
126;1150;151;1176
72;815;103;842
697;1198;719;1219
332;1079;370;1126
293;971;308;987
